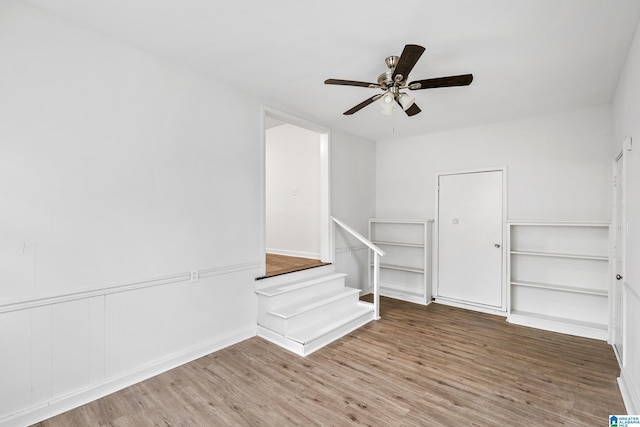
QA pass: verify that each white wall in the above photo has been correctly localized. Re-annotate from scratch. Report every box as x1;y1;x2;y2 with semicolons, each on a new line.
612;16;640;415
376;105;611;221
331;129;377;291
0;2;262;424
266;123;321;259
0;3;379;424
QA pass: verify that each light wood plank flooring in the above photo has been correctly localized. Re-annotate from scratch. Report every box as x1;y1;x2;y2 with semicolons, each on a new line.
34;297;625;426
264;253;329;277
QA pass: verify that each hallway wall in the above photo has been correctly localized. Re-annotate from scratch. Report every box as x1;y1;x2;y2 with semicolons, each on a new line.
612;15;640;414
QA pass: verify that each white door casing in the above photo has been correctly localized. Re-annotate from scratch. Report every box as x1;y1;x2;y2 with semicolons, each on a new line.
612;147;628;362
436;168;506;311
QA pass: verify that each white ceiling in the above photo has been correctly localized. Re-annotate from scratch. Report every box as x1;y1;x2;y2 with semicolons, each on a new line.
20;0;640;141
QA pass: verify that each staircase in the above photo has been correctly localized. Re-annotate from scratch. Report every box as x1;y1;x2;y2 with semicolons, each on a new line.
256;266;375;356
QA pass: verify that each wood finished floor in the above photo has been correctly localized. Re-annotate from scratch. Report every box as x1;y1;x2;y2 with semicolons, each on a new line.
265;253;329;277
34;297;625;426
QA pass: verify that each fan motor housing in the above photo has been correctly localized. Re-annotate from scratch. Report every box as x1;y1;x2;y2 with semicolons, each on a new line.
377;71;394;89
378;55;407;89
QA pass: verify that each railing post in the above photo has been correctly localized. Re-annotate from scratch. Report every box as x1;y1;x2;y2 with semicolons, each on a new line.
330;216;384;320
373;252;380;320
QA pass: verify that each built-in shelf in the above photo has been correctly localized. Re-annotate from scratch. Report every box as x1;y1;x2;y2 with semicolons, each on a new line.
510;280;608;296
371;240;425;248
369;219;433;305
506;220;610;227
507;220;610;340
510;250;608;261
376;263;425;274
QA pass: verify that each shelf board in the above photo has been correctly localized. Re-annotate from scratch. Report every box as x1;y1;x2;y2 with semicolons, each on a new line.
510;280;608;296
506;220;610;227
373;263;424;274
370;219;434;224
509;310;608;331
510;250;608;261
372;240;424;248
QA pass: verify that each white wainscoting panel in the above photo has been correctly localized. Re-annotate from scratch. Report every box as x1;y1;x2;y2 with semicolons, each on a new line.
0;310;32;418
52;299;94;397
0;263;260;427
105;292;122;379
619;282;640;414
31;305;53;406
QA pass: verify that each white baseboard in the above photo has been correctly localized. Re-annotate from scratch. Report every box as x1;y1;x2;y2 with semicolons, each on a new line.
434;297;507;317
507;312;608;341
266;248;321;259
257;326;305;356
1;326;256;427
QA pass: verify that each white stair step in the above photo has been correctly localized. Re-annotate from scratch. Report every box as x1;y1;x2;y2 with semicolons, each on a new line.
256;272;346;297
259;287;361;334
255;268;377;356
256;273;348;323
255;264;335;289
287;302;374;345
270;287;360;319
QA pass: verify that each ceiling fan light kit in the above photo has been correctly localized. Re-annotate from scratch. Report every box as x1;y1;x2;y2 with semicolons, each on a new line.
325;44;473;117
379;89;414;115
398;92;415;110
381;91;395;104
380;98;395;115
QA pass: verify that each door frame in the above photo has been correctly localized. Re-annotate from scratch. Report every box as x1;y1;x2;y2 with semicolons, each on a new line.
610;137;631;363
433;166;508;314
260;106;333;276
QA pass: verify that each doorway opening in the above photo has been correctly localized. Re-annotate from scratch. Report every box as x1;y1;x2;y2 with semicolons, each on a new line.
260;107;331;278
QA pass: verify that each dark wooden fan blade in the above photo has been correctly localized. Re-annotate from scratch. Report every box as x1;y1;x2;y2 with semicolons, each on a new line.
409;74;473;90
392;44;425;82
404;103;421;116
325;79;379;88
396;99;422;117
344;94;382;115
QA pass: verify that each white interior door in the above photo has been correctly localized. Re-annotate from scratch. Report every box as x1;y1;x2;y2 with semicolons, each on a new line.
437;170;504;308
613;154;625;360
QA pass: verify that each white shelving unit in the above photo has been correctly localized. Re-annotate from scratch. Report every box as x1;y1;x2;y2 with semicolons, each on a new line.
368;219;433;305
506;220;610;340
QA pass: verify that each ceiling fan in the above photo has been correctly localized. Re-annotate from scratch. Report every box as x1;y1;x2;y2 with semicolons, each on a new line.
324;44;473;116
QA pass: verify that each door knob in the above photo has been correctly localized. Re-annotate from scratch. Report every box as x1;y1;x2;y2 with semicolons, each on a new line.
494;243;501;248
616;274;623;280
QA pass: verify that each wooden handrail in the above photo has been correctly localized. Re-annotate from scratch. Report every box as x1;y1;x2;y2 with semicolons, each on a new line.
331;216;385;256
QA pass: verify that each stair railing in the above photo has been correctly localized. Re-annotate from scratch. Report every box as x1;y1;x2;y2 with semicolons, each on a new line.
331;216;385;319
